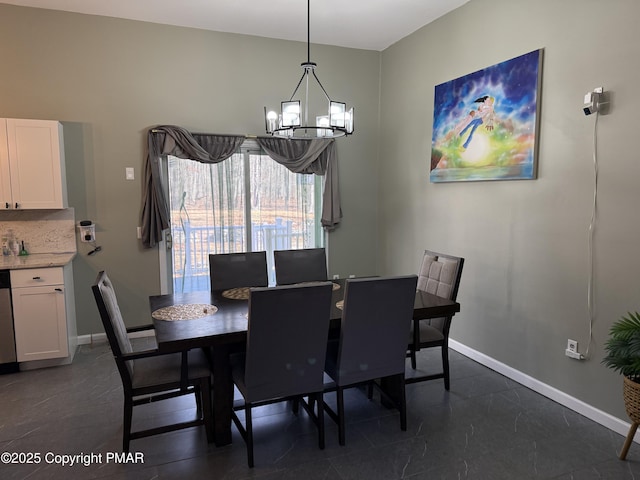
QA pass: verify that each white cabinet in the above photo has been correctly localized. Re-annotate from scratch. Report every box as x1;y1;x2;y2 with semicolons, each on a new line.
0;118;67;210
11;266;77;365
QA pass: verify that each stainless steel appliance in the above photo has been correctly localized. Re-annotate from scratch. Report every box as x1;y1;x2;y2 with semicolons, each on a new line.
0;270;18;374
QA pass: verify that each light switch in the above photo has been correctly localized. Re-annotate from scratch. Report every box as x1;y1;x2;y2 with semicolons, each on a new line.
125;167;135;180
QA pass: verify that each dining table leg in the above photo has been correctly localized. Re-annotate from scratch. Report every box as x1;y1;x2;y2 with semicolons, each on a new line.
379;375;402;409
211;344;234;446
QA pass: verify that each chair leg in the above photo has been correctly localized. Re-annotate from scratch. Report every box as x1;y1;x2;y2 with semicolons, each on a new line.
620;422;639;460
246;405;254;468
442;345;451;390
410;320;419;370
399;374;407;431
123;396;133;452
337;387;346;446
195;384;203;418
316;392;325;450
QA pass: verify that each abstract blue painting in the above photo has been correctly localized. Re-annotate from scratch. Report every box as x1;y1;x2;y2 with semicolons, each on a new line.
430;49;543;182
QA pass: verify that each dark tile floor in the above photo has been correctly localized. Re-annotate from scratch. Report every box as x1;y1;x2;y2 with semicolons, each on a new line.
1;340;639;480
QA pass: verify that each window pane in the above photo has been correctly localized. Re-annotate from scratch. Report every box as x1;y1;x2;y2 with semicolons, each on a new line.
167;146;324;293
168;155;246;293
249;153;318;252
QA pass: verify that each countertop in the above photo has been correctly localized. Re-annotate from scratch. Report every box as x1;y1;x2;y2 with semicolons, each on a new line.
0;252;76;270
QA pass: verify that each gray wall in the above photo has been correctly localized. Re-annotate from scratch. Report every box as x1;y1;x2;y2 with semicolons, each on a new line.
379;0;640;421
0;5;381;334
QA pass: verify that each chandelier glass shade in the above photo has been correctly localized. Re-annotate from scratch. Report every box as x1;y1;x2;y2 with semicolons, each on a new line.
264;1;354;138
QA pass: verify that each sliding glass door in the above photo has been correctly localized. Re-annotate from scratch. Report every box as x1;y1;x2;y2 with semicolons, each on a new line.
160;141;324;293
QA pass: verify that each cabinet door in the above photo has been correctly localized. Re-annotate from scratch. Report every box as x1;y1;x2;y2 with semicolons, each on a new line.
12;285;68;362
0;119;11;208
6;119;66;209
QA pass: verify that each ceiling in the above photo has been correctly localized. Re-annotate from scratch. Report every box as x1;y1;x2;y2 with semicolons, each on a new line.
1;0;470;51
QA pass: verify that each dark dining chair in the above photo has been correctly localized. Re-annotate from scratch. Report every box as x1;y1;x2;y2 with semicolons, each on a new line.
407;250;464;390
91;271;213;452
273;247;328;285
230;282;333;467
209;251;269;291
324;275;418;445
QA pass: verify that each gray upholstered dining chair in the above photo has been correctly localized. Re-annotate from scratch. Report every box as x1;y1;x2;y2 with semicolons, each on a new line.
324;275;418;445
209;251;268;291
407;250;464;390
230;282;333;467
273;247;328;285
92;271;213;452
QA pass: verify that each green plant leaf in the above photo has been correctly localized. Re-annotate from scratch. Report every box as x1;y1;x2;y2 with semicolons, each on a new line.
608;312;640;340
602;312;640;376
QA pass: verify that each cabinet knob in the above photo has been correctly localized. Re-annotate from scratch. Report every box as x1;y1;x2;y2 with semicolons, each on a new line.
4;202;8;209
32;276;41;280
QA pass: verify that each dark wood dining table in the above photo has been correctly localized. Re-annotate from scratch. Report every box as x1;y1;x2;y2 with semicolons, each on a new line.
149;278;460;446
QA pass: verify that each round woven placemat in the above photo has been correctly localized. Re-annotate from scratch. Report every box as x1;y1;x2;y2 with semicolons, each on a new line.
222;287;251;300
152;304;218;321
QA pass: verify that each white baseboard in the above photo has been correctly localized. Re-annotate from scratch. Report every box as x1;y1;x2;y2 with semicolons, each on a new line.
449;339;634;441
77;334;104;345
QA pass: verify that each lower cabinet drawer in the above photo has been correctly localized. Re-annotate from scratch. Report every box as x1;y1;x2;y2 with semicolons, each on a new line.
10;267;64;288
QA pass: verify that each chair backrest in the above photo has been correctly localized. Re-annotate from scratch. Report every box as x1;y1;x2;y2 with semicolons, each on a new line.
273;248;328;285
417;250;464;301
91;271;134;381
242;282;333;403
209;251;269;291
417;250;464;331
335;275;418;386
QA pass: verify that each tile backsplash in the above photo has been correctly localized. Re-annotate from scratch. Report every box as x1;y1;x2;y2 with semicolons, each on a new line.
0;208;77;254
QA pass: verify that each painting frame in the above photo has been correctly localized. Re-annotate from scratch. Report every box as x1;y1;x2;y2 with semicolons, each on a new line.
430;48;544;183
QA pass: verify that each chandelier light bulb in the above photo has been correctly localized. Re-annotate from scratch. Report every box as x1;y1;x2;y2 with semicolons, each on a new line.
265;109;279;134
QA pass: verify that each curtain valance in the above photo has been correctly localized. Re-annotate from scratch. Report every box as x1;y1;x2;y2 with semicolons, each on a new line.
140;125;245;247
140;125;343;248
256;137;342;231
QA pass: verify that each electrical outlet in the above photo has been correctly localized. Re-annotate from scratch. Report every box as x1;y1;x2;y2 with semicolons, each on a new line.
565;339;583;360
332;274;340;280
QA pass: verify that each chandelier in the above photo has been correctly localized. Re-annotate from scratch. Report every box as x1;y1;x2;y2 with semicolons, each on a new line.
264;0;354;138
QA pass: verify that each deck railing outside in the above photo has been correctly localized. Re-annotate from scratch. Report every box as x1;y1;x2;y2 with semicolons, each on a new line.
171;218;313;292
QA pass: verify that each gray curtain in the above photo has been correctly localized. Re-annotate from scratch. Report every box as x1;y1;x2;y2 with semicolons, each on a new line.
140;125;245;247
256;137;342;230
